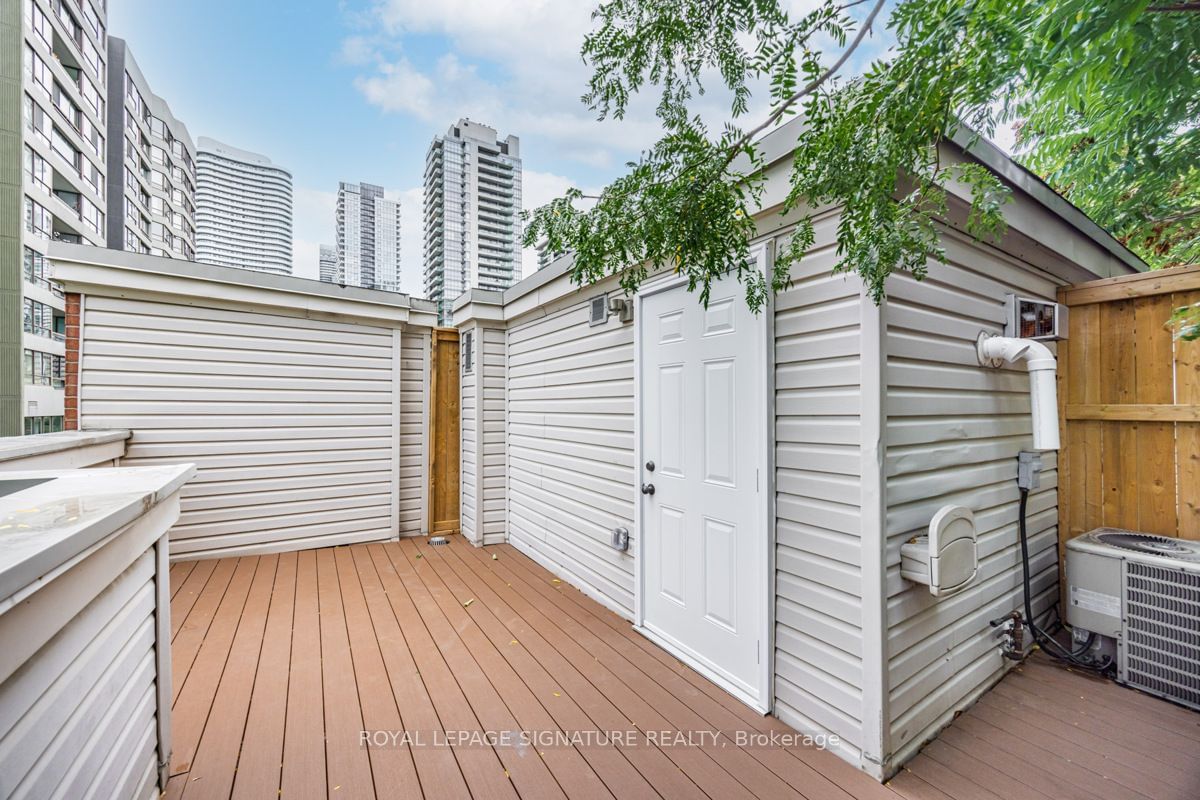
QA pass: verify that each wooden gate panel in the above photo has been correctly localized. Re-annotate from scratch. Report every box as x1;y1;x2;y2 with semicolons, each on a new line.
429;328;460;535
1058;266;1200;558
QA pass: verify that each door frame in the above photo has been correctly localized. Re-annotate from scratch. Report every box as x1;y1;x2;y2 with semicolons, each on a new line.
632;242;776;714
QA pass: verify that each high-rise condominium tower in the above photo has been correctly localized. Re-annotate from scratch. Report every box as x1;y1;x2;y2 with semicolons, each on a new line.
106;38;196;261
318;244;337;283
195;137;293;275
3;0;108;434
423;119;522;322
336;182;400;292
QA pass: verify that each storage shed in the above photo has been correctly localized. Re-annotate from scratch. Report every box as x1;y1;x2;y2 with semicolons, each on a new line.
453;119;1145;779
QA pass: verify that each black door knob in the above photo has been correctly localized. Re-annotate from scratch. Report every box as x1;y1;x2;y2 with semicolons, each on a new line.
641;483;655;496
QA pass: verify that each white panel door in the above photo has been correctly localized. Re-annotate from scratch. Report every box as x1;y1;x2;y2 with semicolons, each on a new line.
640;275;764;707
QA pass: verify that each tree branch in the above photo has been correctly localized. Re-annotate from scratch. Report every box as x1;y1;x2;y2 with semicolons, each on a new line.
727;0;888;159
1146;3;1200;10
1148;207;1200;225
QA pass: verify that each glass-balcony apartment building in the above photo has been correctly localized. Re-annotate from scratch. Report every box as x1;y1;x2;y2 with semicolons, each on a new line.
423;119;523;323
3;0;110;435
105;37;196;262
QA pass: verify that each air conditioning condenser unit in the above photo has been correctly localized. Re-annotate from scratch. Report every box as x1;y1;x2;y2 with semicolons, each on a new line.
1065;529;1200;710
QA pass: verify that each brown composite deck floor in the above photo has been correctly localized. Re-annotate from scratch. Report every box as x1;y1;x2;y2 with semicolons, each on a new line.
164;536;1200;800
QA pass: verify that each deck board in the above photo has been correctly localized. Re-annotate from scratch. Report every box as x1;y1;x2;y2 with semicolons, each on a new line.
472;541;892;800
315;548;377;798
171;557;257;774
444;537;768;797
397;538;623;799
426;531;705;798
168;538;1200;799
230;550;296;800
380;541;568;800
333;547;424;798
280;549;326;799
365;543;520;799
179;554;278;800
348;546;473;797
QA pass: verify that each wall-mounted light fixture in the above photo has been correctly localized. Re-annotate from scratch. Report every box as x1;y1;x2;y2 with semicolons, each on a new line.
608;296;633;323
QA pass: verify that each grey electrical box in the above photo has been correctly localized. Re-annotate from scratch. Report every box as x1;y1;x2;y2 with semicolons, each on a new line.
1017;450;1043;491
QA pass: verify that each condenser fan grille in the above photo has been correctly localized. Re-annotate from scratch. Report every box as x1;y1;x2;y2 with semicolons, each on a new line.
1124;562;1200;711
1094;531;1200;561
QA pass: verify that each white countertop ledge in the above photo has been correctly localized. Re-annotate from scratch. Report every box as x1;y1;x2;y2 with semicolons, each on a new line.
0;430;131;463
0;464;196;605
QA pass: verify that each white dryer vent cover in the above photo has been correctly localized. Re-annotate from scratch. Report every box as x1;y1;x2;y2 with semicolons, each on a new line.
901;505;979;597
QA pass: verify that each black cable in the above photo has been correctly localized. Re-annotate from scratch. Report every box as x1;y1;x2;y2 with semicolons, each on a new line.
1016;487;1113;671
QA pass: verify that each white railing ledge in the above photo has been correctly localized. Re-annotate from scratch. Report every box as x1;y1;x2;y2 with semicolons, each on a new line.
0;430;131;470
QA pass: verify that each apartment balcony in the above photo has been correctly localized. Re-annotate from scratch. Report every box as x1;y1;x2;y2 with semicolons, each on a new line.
2;246;1197;800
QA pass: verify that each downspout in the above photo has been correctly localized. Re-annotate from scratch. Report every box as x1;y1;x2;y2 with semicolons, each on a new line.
976;335;1060;450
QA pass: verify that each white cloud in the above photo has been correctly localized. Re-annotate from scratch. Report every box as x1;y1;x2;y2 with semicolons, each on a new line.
338;35;379;66
353;58;438;119
373;0;591;67
346;1;664;170
331;0;897;295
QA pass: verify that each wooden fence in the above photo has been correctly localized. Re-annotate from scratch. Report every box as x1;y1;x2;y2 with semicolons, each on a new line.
428;328;461;536
1057;264;1200;559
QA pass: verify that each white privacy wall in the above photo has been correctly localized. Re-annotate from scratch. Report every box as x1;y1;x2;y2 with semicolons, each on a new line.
768;210;872;763
0;552;159;800
478;327;507;543
460;329;479;542
459;322;507;546
398;329;431;537
77;294;429;559
505;283;637;617
882;228;1061;760
0;511;172;800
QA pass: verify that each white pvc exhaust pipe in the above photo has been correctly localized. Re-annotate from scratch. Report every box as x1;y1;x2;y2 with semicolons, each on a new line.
977;335;1060;451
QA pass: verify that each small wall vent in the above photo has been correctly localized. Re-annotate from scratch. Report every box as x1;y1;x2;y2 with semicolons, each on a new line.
589;294;608;326
1004;293;1067;341
461;330;473;375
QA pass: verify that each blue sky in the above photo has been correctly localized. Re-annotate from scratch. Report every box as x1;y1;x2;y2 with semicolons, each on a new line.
109;0;901;294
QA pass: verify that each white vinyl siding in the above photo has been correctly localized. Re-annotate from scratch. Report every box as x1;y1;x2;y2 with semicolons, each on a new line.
883;227;1061;756
398;329;430;536
460;332;479;542
506;286;636;617
769;210;870;760
79;295;419;558
479;328;507;543
0;526;165;800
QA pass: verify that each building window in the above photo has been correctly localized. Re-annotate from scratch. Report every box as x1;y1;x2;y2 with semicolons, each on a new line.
23;298;60;340
24;416;65;435
23;349;65;387
24;196;51;238
24;145;49;191
461;331;473;375
22;247;62;296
